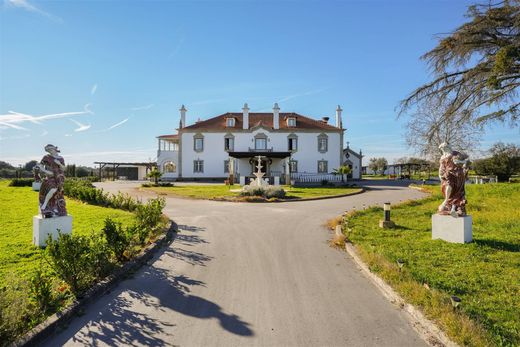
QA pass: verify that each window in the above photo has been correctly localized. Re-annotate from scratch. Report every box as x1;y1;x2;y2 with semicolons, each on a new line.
224;160;229;173
224;136;234;151
194;134;204;152
255;138;267;150
289;160;298;173
193;160;204;173
318;160;328;173
317;134;328;153
288;135;298;152
163;161;176;173
226;118;235;127
287;117;296;127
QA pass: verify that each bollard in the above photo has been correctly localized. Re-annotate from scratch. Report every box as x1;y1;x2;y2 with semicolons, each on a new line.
379;202;395;228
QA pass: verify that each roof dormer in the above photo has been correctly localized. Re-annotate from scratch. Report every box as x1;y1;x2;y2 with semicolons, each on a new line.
287;117;296;127
226;117;236;127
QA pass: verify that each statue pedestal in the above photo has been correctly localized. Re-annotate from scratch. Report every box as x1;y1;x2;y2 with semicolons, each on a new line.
432;214;472;244
32;182;41;191
33;215;72;247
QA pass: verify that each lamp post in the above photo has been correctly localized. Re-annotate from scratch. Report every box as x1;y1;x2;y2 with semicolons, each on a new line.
379;202;395;228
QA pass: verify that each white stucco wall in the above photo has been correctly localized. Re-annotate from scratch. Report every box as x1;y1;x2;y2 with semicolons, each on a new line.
180;128;342;178
343;150;362;179
157;150;179;179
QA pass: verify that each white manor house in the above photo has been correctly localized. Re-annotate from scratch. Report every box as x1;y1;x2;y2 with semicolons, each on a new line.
156;103;362;184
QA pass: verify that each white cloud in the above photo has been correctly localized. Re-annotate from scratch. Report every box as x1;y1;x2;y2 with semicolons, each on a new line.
277;88;327;103
104;118;129;131
4;0;63;22
130;104;154;111
69;119;91;132
90;84;97;96
168;36;186;59
0;105;92;131
40;129;48;136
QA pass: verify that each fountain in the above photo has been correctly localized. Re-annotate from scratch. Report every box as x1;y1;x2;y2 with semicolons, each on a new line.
248;155;269;187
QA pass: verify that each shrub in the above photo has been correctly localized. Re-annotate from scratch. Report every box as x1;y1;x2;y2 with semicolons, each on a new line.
240;185;286;199
63;179;141;211
45;233;93;294
0;273;33;342
9;178;34;187
102;218;130;262
135;197;165;229
29;268;55;316
88;232;114;279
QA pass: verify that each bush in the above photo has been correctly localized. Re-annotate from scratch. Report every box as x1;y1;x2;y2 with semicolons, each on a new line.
135;197;166;243
63;179;140;211
45;233;93;294
240;185;286;199
102;218;131;262
0;273;33;342
29;268;55;316
88;232;114;279
9;178;34;187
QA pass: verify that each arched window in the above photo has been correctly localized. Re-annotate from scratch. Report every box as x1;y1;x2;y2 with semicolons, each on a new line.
163;161;177;173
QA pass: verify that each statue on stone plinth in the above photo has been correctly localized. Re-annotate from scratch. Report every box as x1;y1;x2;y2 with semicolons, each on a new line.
438;143;469;217
36;144;67;218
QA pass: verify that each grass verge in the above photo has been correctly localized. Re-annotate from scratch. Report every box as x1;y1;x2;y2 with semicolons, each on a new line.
0;181;136;285
343;183;520;346
142;184;362;201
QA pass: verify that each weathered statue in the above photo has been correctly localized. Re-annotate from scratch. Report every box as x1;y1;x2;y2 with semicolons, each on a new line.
36;144;67;218
438;143;469;217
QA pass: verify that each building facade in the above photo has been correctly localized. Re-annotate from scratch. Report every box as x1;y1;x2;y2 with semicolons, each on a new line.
157;103;349;184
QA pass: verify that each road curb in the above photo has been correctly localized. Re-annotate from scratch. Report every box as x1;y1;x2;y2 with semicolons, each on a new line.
12;221;178;347
344;242;458;347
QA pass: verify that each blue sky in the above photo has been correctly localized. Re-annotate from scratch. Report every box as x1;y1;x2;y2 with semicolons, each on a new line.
1;0;518;167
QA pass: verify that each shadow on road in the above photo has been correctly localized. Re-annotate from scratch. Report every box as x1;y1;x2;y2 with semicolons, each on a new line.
46;221;253;345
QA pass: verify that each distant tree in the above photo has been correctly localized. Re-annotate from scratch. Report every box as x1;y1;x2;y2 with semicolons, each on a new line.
473;142;520;181
0;161;14;170
405;97;483;160
332;165;352;183
368;157;388;175
23;160;38;171
76;166;90;177
400;1;520;129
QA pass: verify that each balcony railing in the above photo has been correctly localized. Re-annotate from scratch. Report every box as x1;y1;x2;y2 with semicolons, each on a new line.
248;147;273;152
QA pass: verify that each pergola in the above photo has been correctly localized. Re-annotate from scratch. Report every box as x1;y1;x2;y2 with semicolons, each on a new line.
94;161;156;180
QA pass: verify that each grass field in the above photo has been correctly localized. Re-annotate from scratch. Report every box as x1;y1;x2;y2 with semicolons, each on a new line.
344;183;520;346
142;184;362;200
0;180;136;286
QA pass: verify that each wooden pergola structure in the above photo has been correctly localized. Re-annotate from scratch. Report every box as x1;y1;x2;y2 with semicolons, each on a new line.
94;161;156;180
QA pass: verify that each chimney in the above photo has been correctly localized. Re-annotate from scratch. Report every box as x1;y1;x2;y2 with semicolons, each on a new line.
322;116;329;124
336;105;343;128
273;103;280;129
242;103;249;129
179;105;187;128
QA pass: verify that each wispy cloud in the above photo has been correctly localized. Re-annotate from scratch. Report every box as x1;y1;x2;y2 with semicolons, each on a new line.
168;36;186;59
69;119;91;132
130;104;154;111
190;98;226;106
277;88;327;103
90;84;97;96
40;129;48;136
0;104;92;130
4;0;63;22
104;118;129;131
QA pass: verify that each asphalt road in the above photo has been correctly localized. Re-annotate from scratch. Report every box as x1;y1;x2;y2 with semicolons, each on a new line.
43;181;429;347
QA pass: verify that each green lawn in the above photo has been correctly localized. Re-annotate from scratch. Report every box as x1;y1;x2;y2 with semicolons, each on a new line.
345;183;520;346
0;181;136;286
142;184;362;200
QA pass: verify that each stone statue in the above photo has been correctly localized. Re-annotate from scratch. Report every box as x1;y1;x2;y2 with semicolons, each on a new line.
438;143;469;217
36;144;67;218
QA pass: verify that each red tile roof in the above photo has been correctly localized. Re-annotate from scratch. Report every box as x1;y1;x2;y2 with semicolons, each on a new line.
182;112;340;131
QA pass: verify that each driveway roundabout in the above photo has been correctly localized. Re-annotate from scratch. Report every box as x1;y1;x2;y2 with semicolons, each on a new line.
43;181;429;347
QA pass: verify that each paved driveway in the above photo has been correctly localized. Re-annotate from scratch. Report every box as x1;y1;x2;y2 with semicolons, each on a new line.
44;181;429;346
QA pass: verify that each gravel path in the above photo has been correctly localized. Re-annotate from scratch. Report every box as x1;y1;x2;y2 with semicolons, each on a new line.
44;181;429;346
